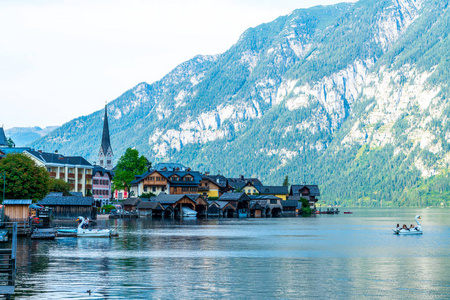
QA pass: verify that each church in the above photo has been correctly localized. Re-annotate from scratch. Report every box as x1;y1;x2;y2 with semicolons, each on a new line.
92;105;114;207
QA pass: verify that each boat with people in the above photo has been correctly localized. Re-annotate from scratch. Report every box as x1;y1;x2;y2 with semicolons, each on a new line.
393;215;423;235
76;216;114;237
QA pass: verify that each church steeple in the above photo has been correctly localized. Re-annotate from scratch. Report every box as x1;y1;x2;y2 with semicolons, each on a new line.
99;105;114;170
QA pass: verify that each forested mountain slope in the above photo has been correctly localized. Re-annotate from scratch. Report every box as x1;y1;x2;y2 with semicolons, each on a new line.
31;0;450;206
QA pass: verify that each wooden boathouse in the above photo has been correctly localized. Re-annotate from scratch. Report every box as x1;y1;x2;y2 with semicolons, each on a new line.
38;192;97;220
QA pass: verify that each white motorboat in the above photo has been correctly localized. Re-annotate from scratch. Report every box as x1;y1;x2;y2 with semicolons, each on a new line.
76;216;113;237
181;207;197;217
393;215;423;235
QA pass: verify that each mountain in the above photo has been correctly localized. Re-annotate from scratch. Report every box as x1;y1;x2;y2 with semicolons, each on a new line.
5;126;59;147
31;0;450;207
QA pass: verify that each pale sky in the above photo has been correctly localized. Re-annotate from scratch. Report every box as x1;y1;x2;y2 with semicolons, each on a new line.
0;0;353;129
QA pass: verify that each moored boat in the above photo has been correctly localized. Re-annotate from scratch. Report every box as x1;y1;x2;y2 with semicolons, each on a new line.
343;211;353;214
76;216;114;237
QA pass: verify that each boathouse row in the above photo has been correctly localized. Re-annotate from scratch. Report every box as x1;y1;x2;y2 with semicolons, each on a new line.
121;192;304;218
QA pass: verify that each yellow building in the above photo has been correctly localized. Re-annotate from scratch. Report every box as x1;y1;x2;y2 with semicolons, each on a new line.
198;177;223;198
256;186;288;200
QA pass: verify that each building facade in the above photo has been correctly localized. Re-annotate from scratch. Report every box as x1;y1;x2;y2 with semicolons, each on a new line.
92;165;113;207
25;150;93;196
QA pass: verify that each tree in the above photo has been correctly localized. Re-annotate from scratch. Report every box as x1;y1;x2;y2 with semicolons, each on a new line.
282;175;290;187
112;148;149;195
0;153;50;201
7;137;15;148
139;192;156;199
48;178;71;196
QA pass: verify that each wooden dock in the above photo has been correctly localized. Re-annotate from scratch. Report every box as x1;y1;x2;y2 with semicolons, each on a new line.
0;223;17;297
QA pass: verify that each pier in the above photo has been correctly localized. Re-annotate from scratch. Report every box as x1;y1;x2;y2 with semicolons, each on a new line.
0;223;17;298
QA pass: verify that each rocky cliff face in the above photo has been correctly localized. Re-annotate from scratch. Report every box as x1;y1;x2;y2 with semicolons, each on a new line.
31;0;450;206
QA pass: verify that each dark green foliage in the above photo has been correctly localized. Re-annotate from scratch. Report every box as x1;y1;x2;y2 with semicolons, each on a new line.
7;138;15;148
100;204;116;213
139;192;156;199
48;178;71;196
0;153;50;201
282;175;289;187
113;148;149;193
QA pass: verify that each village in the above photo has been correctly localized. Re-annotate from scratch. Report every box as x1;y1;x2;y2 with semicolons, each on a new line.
0;106;321;231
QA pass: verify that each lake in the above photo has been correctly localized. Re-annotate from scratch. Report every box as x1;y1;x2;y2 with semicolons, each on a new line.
10;208;450;299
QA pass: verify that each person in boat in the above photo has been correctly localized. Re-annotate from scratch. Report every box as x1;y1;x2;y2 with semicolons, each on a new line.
410;224;415;230
396;224;400;230
401;224;410;231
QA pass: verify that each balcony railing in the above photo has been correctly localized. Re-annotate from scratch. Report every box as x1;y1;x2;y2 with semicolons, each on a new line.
77;184;82;190
85;174;92;179
198;186;210;191
78;174;82;179
59;173;65;178
49;172;56;177
68;173;75;179
85;184;92;189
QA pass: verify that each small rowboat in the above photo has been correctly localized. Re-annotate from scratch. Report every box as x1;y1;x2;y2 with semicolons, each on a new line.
343;211;353;214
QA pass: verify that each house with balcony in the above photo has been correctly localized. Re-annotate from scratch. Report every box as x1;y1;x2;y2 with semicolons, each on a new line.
227;175;263;195
289;185;320;209
130;167;202;197
25;150;93;196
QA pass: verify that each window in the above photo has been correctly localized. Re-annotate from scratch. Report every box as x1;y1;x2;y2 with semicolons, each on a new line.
270;199;277;204
100;160;103;165
152;187;156;192
47;167;52;172
144;186;148;192
149;177;155;181
182;187;189;192
107;160;111;165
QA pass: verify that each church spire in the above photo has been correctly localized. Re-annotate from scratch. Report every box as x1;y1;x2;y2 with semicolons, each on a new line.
99;104;114;170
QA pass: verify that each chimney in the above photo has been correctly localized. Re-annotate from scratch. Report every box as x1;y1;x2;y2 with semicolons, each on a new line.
54;150;58;154
240;175;244;180
38;150;42;153
187;168;191;172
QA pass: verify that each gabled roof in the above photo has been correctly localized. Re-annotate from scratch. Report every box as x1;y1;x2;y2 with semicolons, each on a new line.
218;192;251;202
212;200;236;209
123;198;141;206
227;177;263;189
201;175;226;188
290;185;320;196
93;165;114;178
3;199;32;205
151;194;196;204
100;105;113;155
26;150;92;167
256;186;288;195
137;201;164;210
0;127;7;147
39;195;94;206
205;175;230;188
130;169;202;186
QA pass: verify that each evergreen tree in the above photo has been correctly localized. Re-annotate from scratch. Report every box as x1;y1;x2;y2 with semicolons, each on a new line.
282;175;289;187
7;137;15;148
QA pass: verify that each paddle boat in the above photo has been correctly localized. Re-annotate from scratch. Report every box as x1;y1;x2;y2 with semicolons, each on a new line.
76;216;113;237
393;215;423;235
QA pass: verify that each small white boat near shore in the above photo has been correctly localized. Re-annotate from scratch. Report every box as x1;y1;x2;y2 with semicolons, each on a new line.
76;216;113;237
393;215;423;235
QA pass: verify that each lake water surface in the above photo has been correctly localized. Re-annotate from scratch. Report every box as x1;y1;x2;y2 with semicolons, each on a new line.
10;208;450;299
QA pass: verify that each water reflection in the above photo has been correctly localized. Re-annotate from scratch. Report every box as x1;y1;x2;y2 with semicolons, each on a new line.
10;208;450;299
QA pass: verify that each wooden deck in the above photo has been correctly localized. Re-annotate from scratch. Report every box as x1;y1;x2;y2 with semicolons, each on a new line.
0;223;17;297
